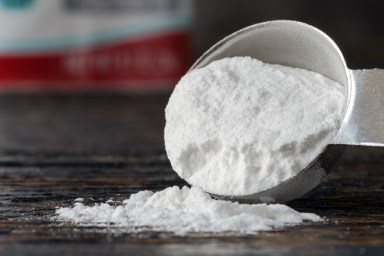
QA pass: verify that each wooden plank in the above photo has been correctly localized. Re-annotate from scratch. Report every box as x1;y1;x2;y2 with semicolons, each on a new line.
0;94;382;255
0;160;383;255
0;93;169;155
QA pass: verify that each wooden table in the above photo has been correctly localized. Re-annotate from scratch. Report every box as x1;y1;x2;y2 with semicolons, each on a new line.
0;94;383;256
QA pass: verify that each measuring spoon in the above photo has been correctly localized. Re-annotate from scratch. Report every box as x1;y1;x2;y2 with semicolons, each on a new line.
190;20;384;203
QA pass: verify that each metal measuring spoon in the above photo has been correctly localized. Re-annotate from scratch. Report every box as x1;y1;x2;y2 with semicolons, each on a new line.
189;20;384;204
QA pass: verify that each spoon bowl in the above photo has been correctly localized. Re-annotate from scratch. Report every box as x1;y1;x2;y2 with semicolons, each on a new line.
189;20;384;203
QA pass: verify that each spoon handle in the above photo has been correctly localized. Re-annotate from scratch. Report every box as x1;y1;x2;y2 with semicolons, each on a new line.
332;69;384;146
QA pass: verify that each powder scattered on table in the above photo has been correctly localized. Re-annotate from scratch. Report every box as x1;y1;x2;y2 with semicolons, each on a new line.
55;186;321;236
165;56;345;196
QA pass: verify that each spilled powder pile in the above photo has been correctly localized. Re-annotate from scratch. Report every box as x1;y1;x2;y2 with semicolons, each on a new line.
165;57;345;196
56;186;321;235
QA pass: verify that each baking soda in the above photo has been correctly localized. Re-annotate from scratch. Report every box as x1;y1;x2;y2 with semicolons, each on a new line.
165;57;345;196
55;56;339;234
56;186;321;235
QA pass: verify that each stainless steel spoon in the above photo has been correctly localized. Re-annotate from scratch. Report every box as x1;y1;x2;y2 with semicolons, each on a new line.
189;20;384;203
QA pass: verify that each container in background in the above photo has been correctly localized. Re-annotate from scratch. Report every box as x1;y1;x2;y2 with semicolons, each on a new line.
0;0;192;91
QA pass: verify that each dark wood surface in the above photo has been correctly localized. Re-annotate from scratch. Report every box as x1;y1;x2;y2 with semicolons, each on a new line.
0;94;383;256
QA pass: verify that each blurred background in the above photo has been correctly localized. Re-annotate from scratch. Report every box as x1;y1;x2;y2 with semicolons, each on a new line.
194;0;384;69
0;0;383;160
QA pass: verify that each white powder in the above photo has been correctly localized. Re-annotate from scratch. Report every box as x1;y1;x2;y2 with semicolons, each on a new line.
55;186;321;235
165;57;345;196
55;56;340;235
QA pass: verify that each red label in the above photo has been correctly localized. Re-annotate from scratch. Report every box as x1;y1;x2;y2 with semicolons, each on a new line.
0;32;190;89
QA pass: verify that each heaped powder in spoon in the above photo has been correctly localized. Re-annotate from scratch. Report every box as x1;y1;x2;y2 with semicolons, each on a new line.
56;186;321;235
165;57;345;196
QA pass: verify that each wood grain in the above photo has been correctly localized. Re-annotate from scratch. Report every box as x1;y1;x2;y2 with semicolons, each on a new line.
0;94;382;256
